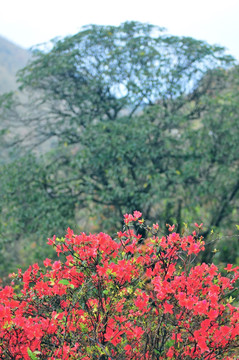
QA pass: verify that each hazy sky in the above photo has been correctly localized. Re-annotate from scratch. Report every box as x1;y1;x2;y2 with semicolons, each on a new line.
1;0;239;59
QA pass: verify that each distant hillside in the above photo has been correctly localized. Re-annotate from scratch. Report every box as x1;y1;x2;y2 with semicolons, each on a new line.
0;36;29;94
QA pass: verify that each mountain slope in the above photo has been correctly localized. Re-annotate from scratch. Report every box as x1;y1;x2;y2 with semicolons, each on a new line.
0;36;29;93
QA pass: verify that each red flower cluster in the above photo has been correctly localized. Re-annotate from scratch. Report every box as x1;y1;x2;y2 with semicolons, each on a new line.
0;213;238;359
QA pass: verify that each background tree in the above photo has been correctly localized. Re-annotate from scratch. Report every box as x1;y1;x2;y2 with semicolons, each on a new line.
0;21;238;279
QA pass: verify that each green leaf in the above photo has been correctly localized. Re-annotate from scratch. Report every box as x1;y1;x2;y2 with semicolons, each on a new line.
27;349;38;360
58;279;69;285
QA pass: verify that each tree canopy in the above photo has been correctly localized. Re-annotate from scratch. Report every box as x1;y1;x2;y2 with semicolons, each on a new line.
0;21;238;277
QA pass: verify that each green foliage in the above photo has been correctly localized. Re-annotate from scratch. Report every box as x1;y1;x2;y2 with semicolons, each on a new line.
27;349;39;360
0;153;75;280
0;21;238;278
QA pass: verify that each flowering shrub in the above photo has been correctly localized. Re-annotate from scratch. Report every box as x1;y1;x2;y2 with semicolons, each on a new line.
0;212;238;359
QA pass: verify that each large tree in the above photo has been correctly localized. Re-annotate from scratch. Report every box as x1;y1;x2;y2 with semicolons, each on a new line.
0;21;238;276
